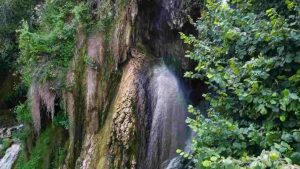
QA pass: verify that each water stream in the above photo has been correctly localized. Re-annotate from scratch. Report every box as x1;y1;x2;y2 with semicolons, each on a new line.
145;64;189;169
0;125;23;169
0;144;21;169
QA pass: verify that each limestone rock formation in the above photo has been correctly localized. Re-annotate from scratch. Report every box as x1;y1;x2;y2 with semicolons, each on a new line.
21;0;201;168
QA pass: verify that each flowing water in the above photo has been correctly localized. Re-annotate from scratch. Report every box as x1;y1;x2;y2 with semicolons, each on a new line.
0;124;23;169
145;65;188;169
0;144;21;169
165;135;193;169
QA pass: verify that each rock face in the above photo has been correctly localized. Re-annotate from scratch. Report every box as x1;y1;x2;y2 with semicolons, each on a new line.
108;51;146;169
26;0;201;168
0;125;23;139
72;0;200;168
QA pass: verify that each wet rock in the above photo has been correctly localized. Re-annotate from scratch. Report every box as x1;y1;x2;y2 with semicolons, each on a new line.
0;125;23;139
108;50;147;169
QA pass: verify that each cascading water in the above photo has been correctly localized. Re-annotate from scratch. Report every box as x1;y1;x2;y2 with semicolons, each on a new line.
0;144;21;169
0;125;23;169
166;135;193;169
145;64;188;169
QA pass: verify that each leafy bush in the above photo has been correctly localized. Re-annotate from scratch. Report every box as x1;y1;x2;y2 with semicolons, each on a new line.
15;102;31;123
17;0;89;87
14;102;32;143
181;0;300;168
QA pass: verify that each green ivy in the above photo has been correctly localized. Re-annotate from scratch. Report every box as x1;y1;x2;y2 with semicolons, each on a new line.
181;0;300;168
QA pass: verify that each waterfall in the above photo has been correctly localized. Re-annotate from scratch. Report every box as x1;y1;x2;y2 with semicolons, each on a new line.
165;135;193;169
145;64;188;169
0;144;21;169
0;125;23;169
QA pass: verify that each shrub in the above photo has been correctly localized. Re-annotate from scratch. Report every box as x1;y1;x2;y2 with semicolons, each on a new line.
13;102;32;143
181;0;300;168
17;0;90;87
15;102;31;123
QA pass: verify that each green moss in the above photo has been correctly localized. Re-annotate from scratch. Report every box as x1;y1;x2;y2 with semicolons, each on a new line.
134;43;155;59
14;126;66;169
66;47;87;169
50;147;67;169
15;126;55;169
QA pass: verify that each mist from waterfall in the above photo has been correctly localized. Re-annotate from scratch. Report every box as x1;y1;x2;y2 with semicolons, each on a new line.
145;64;188;169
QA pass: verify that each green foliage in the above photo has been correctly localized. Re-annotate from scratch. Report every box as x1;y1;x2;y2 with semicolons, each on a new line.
3;83;27;107
17;0;89;87
15;102;32;123
50;147;66;169
181;0;300;168
13;102;32;143
0;0;34;71
14;126;65;169
15;127;54;169
53;113;69;130
94;1;114;32
186;106;295;168
0;138;13;157
14;102;68;168
0;0;34;35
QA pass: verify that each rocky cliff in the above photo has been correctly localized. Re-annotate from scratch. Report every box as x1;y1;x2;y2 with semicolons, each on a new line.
14;0;202;168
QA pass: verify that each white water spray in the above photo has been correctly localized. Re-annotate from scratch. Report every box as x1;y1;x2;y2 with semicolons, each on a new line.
145;65;188;169
0;144;21;169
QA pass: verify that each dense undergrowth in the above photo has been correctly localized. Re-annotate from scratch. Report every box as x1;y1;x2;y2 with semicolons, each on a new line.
13;97;67;169
14;126;66;169
180;0;300;168
0;0;34;72
17;0;89;87
12;0;90;168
